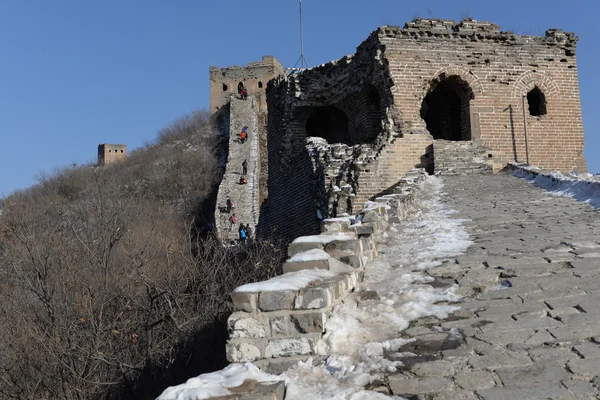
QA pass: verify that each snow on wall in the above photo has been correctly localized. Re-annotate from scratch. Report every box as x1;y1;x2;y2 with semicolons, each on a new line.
511;163;600;208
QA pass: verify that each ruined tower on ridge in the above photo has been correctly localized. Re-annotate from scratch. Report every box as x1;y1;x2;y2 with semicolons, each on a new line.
98;143;127;166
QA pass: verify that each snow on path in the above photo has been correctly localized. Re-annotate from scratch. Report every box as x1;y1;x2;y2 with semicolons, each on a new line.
156;176;473;400
283;176;473;399
513;165;600;208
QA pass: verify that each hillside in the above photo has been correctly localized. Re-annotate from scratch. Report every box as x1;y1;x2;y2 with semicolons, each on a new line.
0;110;283;400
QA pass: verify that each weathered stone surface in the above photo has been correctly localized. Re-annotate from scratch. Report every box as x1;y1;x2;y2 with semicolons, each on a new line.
269;316;289;338
232;291;257;313
264;337;313;358
476;383;573;400
389;376;453;395
495;364;571;386
294;286;333;310
258;291;295;312
226;341;262;363
290;312;326;334
453;368;496;390
228;313;267;339
410;360;455;377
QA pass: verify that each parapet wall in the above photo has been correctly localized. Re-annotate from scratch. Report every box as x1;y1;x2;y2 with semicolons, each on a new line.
226;169;428;375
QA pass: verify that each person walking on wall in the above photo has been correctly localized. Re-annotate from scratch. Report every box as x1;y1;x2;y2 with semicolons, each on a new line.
242;159;248;175
245;224;252;239
239;223;247;245
240;130;247;144
226;196;232;213
230;213;237;230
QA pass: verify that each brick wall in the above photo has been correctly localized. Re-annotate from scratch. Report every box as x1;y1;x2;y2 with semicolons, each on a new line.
380;18;586;172
260;18;587;243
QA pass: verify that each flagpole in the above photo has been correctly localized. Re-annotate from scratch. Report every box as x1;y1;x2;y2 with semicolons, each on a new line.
299;0;306;68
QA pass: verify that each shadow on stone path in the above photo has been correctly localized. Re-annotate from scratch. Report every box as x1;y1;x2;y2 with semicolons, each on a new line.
389;173;600;400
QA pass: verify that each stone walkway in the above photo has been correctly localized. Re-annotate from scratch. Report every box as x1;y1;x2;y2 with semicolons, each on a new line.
389;173;600;399
214;96;261;242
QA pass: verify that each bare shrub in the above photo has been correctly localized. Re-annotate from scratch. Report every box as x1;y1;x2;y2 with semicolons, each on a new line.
0;109;281;399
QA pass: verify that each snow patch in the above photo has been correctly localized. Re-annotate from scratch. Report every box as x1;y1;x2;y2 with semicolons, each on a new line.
288;248;331;262
234;269;338;293
513;165;600;208
293;232;356;244
157;363;282;400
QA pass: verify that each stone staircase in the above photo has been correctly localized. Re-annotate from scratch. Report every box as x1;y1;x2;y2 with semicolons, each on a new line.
433;139;493;175
214;96;261;243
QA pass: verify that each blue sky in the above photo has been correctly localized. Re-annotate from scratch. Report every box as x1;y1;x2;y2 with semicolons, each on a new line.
1;0;598;195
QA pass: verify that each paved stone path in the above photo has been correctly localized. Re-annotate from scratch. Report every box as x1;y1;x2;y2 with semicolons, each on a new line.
389;173;600;399
215;96;260;242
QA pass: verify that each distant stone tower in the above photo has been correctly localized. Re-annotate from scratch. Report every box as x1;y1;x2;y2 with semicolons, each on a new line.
98;144;127;166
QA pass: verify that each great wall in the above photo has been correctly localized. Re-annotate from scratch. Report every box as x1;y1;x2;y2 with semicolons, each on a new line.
160;18;600;399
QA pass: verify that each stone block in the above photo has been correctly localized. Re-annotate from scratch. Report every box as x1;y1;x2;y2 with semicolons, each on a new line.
226;340;262;363
324;238;360;257
353;223;375;235
269;315;289;338
295;285;334;310
287;241;325;257
411;360;455;377
232;291;258;313
389;376;453;395
321;218;351;232
264;337;314;358
339;254;363;268
259;291;295;312
228;312;267;339
290;312;326;334
282;259;329;273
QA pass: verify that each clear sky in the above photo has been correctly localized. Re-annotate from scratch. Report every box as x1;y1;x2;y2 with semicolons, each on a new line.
1;0;598;195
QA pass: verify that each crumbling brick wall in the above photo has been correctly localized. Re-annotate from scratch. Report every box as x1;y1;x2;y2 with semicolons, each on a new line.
261;18;586;243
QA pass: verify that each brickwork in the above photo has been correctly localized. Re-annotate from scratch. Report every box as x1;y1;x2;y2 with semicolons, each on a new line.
209;56;283;114
259;18;586;241
381;19;586;172
97;143;127;166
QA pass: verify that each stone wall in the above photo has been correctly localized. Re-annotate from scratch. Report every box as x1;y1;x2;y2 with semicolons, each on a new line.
226;169;428;374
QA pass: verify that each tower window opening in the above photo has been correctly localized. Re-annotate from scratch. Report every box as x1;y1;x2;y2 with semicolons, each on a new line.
527;87;547;116
222;83;228;92
258;81;263;88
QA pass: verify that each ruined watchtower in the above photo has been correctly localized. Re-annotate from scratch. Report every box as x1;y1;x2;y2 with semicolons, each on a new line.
263;18;587;242
98;144;127;166
209;56;283;115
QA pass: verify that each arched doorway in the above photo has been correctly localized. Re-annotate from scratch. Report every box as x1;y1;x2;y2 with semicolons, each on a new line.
421;76;473;141
306;107;349;144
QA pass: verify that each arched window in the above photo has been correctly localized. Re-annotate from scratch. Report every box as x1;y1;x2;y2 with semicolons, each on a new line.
421;76;474;141
258;81;263;88
527;87;547;116
222;83;228;92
